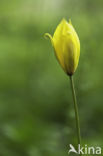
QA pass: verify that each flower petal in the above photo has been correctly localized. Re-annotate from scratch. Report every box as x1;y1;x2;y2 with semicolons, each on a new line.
44;33;53;46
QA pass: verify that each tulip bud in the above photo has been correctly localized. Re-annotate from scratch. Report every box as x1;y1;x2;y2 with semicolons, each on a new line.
45;19;80;76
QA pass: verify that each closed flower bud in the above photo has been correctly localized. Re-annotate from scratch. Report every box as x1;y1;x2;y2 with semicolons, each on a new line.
45;19;80;76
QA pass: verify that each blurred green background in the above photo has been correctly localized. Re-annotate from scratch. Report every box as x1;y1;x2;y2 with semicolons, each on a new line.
0;0;103;155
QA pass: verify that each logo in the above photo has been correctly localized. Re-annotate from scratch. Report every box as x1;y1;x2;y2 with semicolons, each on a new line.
68;144;101;155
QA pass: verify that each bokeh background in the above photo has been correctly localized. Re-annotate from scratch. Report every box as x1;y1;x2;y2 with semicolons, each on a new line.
0;0;103;155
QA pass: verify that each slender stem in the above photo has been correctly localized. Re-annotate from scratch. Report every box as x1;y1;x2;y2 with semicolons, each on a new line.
70;76;81;151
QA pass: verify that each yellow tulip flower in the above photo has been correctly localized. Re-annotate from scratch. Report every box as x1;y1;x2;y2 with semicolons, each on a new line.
45;19;80;76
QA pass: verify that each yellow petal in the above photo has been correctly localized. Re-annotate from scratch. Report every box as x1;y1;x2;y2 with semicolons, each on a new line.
45;18;80;75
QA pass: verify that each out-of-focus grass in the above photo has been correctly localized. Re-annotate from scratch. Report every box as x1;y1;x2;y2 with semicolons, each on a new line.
0;0;103;155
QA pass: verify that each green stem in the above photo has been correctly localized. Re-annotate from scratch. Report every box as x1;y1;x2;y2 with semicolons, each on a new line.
70;76;81;154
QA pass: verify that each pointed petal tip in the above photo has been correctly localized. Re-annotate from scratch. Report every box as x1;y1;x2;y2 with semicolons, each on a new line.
44;33;52;41
61;18;72;25
61;18;67;23
44;33;54;46
62;18;66;21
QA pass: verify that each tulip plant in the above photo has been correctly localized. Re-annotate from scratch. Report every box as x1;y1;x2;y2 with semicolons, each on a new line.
45;19;81;154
